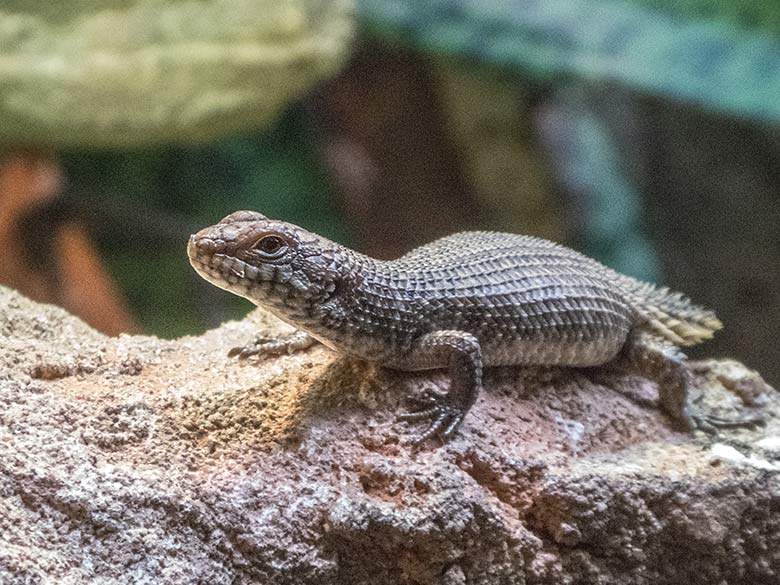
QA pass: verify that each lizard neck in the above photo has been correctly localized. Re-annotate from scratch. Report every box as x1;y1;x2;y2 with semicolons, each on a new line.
292;250;421;360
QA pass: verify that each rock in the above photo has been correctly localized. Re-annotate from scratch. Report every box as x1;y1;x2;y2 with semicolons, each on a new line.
0;0;352;147
0;285;778;584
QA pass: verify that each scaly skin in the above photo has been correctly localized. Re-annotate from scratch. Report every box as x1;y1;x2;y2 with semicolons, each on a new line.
188;210;729;445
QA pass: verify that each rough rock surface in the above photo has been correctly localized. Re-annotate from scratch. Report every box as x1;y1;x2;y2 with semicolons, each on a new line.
0;285;778;585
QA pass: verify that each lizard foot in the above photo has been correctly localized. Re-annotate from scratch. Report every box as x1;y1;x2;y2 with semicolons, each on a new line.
687;392;766;435
397;388;465;448
690;411;765;435
394;330;482;449
228;330;315;360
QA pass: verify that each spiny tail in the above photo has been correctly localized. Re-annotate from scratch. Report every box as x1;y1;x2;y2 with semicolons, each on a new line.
619;279;722;346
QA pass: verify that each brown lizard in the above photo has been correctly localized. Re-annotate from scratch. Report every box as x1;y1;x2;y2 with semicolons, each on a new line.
188;211;757;445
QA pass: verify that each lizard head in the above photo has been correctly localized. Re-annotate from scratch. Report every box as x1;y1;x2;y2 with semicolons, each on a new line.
187;211;346;321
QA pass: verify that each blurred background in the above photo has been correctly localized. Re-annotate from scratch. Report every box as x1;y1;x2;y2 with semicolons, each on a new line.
1;0;778;383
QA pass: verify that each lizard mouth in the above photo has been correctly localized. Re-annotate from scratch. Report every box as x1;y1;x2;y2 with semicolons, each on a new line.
187;235;258;292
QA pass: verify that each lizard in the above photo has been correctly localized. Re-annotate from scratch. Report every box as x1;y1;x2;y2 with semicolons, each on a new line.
187;210;748;446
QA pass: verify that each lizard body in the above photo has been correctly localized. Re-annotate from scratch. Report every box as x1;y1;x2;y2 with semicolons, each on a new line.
188;211;724;444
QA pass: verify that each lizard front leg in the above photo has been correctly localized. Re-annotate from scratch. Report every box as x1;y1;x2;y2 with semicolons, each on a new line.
396;330;483;446
228;330;317;360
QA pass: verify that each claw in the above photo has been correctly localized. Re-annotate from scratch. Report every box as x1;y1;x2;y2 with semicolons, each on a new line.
399;391;466;448
691;415;718;435
442;413;465;438
228;346;259;360
411;411;450;448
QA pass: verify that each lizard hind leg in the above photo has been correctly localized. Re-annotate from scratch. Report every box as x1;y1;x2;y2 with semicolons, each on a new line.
396;330;483;447
620;331;697;431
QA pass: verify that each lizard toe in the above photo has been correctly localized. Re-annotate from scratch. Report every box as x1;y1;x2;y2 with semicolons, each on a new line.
397;407;439;422
227;346;258;360
411;411;450;448
399;401;464;448
691;411;765;434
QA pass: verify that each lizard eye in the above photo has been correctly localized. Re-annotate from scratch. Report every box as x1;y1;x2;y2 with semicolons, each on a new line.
253;235;287;257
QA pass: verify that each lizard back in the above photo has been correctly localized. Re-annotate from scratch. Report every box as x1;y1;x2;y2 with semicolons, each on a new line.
376;231;636;367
